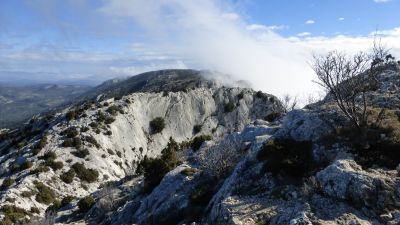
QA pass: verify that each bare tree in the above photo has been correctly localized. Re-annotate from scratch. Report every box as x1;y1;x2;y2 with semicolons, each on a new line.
197;138;243;179
280;94;298;113
312;50;376;133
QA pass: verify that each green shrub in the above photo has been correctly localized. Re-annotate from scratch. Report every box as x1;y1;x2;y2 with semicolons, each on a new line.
66;110;76;121
61;195;74;207
78;196;95;212
106;105;120;116
46;160;63;171
33;136;48;155
105;117;115;124
150;117;166;134
84;135;100;148
89;122;98;128
71;149;90;158
116;151;122;158
224;102;235;113
97;111;106;122
81;126;90;132
61;127;79;138
71;163;99;183
238;92;244;99
21;191;34;198
30;207;40;214
107;149;115;155
140;138;179;191
42;151;57;161
60;169;75;184
20;161;33;170
31;165;50;175
104;130;112;136
46;200;61;212
34;181;55;205
255;91;264;98
190;135;212;151
257;139;313;179
62;137;82;149
1;178;15;189
0;205;30;224
264;112;281;122
193;124;202;134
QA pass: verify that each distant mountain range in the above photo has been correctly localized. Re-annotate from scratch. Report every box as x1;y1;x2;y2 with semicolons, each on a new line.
0;84;91;128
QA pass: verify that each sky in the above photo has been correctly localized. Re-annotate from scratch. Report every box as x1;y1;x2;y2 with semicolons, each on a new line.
0;0;400;100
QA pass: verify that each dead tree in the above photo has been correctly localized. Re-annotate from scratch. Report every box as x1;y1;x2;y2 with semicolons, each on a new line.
312;51;376;133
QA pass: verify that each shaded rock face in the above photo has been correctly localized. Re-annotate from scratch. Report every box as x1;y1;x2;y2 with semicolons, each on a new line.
0;70;283;220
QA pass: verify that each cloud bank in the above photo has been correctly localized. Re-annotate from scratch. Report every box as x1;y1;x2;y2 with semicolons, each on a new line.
1;0;400;101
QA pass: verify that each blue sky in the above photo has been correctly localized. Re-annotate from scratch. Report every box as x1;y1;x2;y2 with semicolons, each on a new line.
245;0;400;37
0;0;399;98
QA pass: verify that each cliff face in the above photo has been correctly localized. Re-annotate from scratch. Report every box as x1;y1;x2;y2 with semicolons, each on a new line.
0;70;282;222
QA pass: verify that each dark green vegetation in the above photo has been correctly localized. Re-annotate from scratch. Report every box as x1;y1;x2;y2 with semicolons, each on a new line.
60;169;76;184
257;139;314;179
78;196;95;212
1;178;15;189
0;84;90;128
136;138;179;192
193;124;202;134
71;163;99;183
224;102;235;113
190;135;212;151
150;117;166;134
34;181;56;205
0;205;31;225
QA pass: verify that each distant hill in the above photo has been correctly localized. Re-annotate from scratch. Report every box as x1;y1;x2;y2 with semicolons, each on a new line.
0;84;91;128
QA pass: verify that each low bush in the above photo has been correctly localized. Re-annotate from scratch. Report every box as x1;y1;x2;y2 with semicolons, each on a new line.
224;102;235;113
193;124;202;134
71;163;99;183
33;136;48;155
71;148;90;158
150;117;166;134
34;181;56;205
81;126;89;132
46;200;61;212
30;207;40;214
61;127;79;138
31;165;50;174
104;130;112;136
66;110;76;121
1;178;15;189
78;196;95;212
190;135;212;151
138;138;179;191
104;117;115;124
21;191;34;198
61;196;74;207
0;205;31;224
238;92;244;99
20;160;33;170
116;151;122;158
255;91;264;98
264;112;282;122
45;160;63;171
107;149;115;155
60;169;75;184
84;135;100;148
62;137;82;149
89;122;98;128
106;105;120;116
257;139;313;179
40;151;57;161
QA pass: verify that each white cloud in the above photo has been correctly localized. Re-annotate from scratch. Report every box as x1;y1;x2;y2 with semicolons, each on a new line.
297;32;311;37
338;17;345;21
3;0;400;102
374;0;392;3
305;20;315;24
